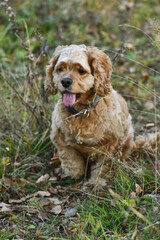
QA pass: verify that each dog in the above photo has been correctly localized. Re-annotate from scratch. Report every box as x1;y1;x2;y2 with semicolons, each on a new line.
45;44;135;181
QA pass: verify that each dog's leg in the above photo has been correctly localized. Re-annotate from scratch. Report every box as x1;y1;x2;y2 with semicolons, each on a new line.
58;146;86;179
50;127;86;179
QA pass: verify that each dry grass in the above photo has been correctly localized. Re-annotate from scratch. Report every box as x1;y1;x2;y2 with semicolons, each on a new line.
0;0;160;239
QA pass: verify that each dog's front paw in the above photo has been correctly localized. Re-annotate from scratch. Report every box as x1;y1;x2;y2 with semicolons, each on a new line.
64;167;85;179
61;161;85;179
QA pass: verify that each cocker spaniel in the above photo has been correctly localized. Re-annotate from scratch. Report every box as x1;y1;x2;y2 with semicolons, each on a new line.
45;45;134;182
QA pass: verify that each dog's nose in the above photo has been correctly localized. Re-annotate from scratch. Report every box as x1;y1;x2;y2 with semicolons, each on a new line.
61;78;73;88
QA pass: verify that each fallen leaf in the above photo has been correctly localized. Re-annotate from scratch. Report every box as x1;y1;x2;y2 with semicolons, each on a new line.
49;186;58;194
51;152;59;160
141;73;149;82
32;167;36;173
124;43;134;50
131;86;137;93
129;67;136;73
144;123;155;129
121;220;128;228
19;228;25;234
110;200;116;207
36;174;49;183
40;198;50;207
27;208;37;214
134;168;144;176
135;183;143;195
130;191;137;200
9;194;33;204
0;202;12;212
118;65;126;74
51;152;60;166
58;189;66;194
49;176;58;181
144;101;155;111
9;197;26;204
65;207;76;217
3;177;12;187
119;1;134;10
151;206;159;218
49;197;62;205
34;191;51;197
38;211;48;220
13;162;21;167
36;229;42;240
50;205;62;214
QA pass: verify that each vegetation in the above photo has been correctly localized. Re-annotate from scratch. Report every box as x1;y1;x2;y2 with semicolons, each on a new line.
0;0;160;239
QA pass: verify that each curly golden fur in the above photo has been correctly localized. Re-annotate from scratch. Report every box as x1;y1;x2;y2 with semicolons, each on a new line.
45;45;134;181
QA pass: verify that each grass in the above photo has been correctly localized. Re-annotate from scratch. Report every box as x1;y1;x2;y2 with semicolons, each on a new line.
0;0;160;239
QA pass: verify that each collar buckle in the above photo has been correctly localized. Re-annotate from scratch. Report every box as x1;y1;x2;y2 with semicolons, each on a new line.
83;109;90;118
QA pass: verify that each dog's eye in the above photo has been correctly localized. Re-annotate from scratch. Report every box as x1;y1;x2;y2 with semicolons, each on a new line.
57;67;63;72
78;69;87;75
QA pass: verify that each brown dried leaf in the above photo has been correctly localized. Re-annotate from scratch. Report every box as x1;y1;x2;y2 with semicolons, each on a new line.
40;198;50;207
135;183;143;195
65;207;76;217
118;65;126;74
130;191;137;200
144;101;155;111
51;152;60;166
9;194;33;204
13;162;21;167
0;202;12;212
110;200;116;207
124;43;134;50
27;208;37;214
36;229;42;240
131;86;137;93
145;123;155;129
9;197;26;204
50;205;62;214
49;186;58;194
38;211;48;220
34;191;51;197
152;206;159;215
141;73;149;82
49;176;58;181
36;174;49;184
49;197;62;205
3;177;12;187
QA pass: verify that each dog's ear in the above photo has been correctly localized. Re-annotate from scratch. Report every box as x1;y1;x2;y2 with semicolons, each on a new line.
45;46;66;95
87;47;112;97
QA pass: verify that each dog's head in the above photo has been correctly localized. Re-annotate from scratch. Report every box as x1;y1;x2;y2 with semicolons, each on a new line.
45;45;112;107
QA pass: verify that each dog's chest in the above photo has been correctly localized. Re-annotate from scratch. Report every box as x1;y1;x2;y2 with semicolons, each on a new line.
65;115;104;146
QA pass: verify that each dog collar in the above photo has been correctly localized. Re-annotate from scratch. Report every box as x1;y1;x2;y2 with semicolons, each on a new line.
65;95;101;119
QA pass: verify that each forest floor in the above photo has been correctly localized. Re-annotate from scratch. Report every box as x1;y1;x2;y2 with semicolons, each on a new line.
0;0;160;239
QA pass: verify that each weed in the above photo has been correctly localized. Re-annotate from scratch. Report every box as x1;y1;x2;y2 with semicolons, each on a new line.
0;0;160;239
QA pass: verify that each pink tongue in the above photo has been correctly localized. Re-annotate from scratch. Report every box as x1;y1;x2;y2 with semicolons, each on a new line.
63;93;76;106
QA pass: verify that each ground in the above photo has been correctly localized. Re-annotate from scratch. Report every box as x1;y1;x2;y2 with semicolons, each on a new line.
0;0;160;239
